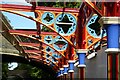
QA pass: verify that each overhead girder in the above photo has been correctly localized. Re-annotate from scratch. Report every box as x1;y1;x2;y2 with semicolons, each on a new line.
8;31;66;58
21;51;60;70
29;55;58;65
19;42;40;50
19;42;43;48
18;41;66;68
28;55;58;65
0;2;109;72
0;3;106;50
28;54;59;69
1;12;65;68
80;2;106;50
19;42;63;68
9;30;58;37
76;2;107;50
24;50;44;57
24;50;42;54
9;30;66;57
0;8;75;70
18;41;64;66
84;0;103;16
0;6;76;48
19;42;59;60
1;10;65;71
87;36;107;49
23;48;59;60
0;4;79;13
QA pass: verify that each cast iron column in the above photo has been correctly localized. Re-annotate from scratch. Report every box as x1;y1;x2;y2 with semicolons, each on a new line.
68;60;75;80
99;17;120;80
76;49;87;80
63;65;69;80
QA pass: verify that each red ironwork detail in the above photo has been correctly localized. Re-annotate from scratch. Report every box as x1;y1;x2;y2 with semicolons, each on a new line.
9;30;57;35
84;0;103;16
9;32;66;58
105;2;120;16
1;4;79;13
24;50;42;53
76;3;85;49
19;42;40;47
0;8;75;48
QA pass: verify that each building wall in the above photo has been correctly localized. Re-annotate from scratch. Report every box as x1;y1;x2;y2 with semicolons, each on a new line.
74;47;107;78
85;47;107;78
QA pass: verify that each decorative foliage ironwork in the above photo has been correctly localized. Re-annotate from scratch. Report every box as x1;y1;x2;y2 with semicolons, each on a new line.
44;35;53;44
53;36;68;51
86;14;106;38
41;12;54;25
55;13;77;36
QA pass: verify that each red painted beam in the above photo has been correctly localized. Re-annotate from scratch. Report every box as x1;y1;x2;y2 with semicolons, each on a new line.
1;8;75;48
24;50;42;53
29;55;59;67
29;56;42;60
19;42;39;46
76;3;85;49
117;1;120;16
1;4;79;13
9;31;65;57
105;2;120;17
84;0;103;16
21;43;60;61
9;30;57;35
19;42;46;47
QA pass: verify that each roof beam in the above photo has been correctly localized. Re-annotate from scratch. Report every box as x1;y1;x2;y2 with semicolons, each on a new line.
24;50;42;53
0;4;79;13
9;30;57;35
84;0;103;16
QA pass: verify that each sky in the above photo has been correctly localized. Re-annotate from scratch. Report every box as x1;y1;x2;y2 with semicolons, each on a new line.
0;0;31;5
2;12;36;29
1;0;37;29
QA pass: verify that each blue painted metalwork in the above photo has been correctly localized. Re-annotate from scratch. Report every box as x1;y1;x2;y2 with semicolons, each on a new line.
55;13;77;36
53;36;68;51
77;53;85;65
88;39;93;46
64;67;68;74
52;52;61;59
106;24;120;48
50;63;55;67
86;14;106;38
41;12;54;25
68;62;74;72
74;39;76;46
45;46;54;53
94;41;100;49
60;69;63;75
119;26;120;48
45;46;55;64
46;58;50;63
44;35;53;44
57;71;61;77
